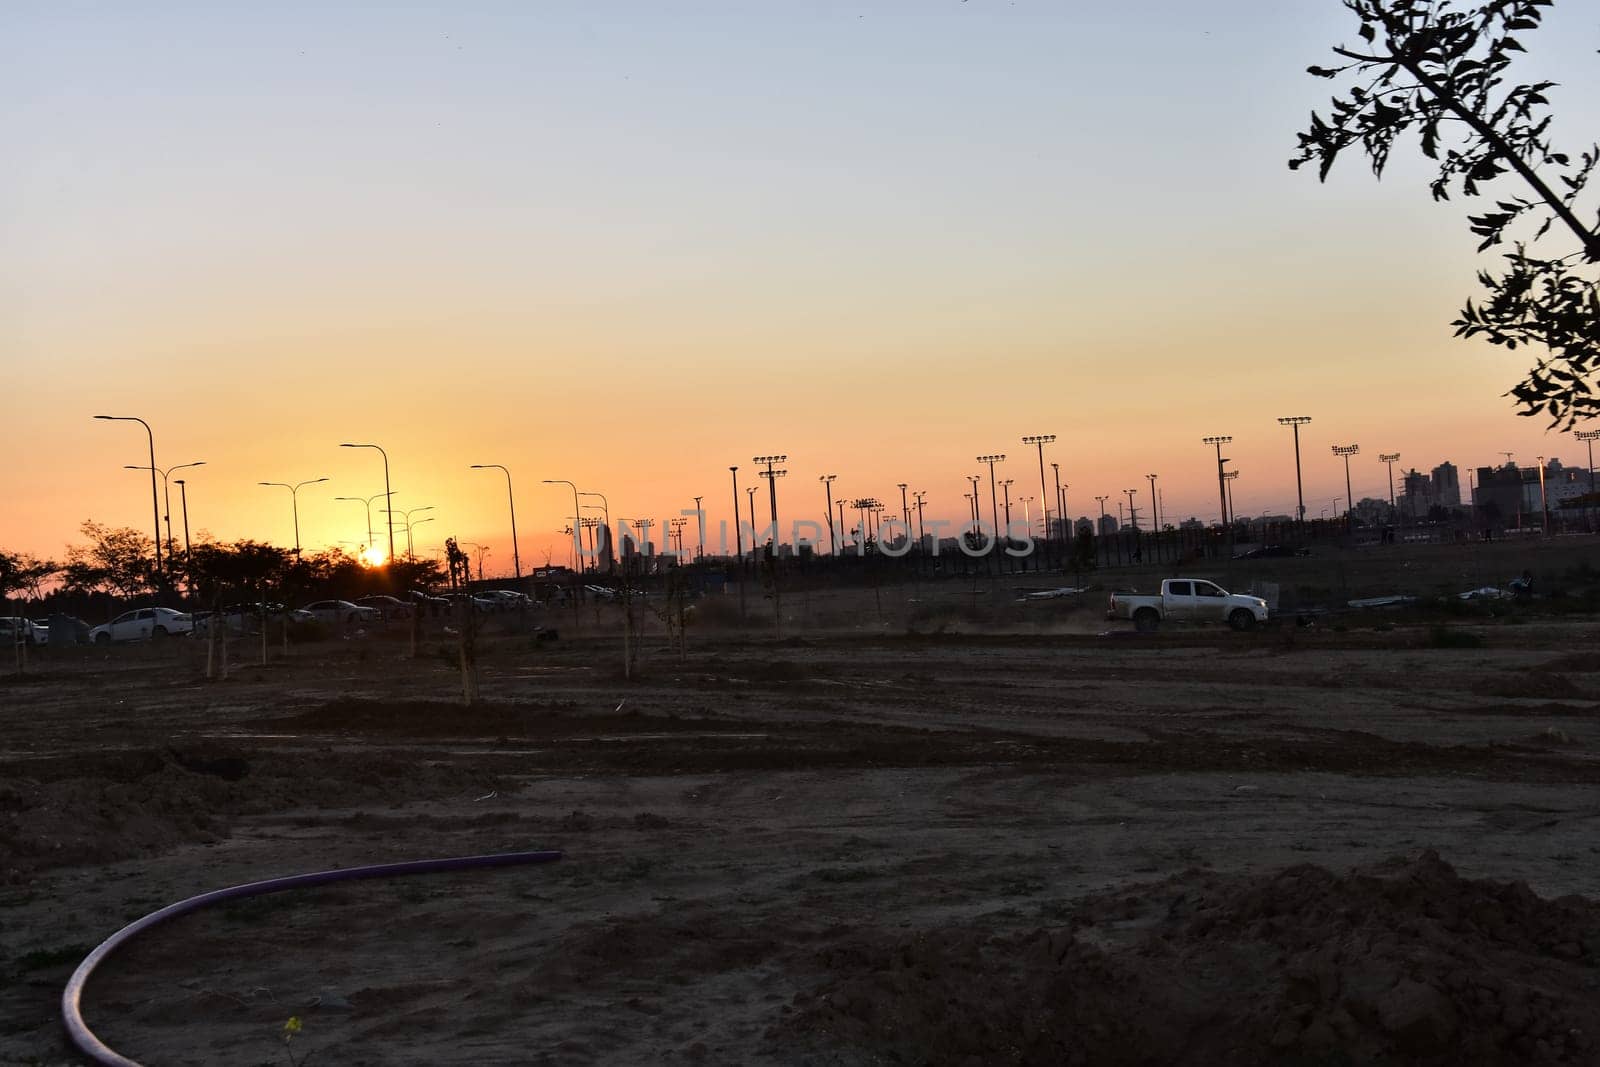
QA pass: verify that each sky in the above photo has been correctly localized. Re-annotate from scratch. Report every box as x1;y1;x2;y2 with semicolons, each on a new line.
4;1;1599;571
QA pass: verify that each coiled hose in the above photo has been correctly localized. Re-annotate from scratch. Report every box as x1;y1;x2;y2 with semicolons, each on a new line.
62;848;564;1067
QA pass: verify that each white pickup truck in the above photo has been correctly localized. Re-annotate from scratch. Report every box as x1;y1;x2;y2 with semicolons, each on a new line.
1107;578;1270;632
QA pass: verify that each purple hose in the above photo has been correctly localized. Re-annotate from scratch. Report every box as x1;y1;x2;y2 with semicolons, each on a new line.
61;848;563;1067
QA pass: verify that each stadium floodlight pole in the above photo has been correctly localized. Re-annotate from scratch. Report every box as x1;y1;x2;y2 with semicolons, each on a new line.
579;491;610;570
966;475;981;531
1146;474;1159;531
1202;436;1232;527
334;492;389;554
1095;495;1110;533
97;415;163;572
976;455;1006;547
258;476;329;555
729;467;743;563
1000;479;1015;536
835;499;847;549
1575;429;1599;533
125;461;205;561
897;483;909;533
1378;453;1401;526
1331;445;1360;527
913;490;927;549
745;486;758;551
1124;488;1139;531
174;478;193;562
1222;471;1239;528
341;442;394;563
819;474;837;554
753;454;787;553
1276;417;1312;523
471;465;521;580
1022;434;1056;539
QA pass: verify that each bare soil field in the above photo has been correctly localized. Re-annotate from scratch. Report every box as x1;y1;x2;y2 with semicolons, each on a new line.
3;565;1600;1065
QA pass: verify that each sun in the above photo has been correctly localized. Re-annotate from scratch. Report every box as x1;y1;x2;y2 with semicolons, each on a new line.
359;545;388;568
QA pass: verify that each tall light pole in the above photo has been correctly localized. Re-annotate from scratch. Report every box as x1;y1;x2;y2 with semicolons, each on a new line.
580;491;610;571
259;476;329;555
382;505;435;563
1000;478;1015;537
1146;474;1159;531
411;516;435;561
341;443;394;563
1223;471;1239;528
753;454;787;553
1379;453;1401;524
913;490;927;549
897;483;910;535
334;492;388;553
966;475;981;533
729;466;743;563
1051;462;1064;542
542;479;582;570
470;464;521;580
174;478;193;562
1536;456;1550;533
1022;434;1055;539
1124;488;1139;531
97;415;162;572
1575;428;1599;532
125;461;206;560
1332;445;1360;527
745;486;758;550
692;496;704;560
459;540;489;581
976;455;1005;546
835;499;847;549
820;474;837;553
1277;417;1312;523
1202;436;1232;526
1095;495;1109;533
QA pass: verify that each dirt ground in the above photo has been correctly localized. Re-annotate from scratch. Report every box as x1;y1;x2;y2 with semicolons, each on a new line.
3;566;1599;1065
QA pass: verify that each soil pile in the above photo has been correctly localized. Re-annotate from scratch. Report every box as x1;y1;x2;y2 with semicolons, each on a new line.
785;852;1600;1065
0;746;490;884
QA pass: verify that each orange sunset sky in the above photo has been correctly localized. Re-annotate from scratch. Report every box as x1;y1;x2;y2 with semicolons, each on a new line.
5;2;1599;573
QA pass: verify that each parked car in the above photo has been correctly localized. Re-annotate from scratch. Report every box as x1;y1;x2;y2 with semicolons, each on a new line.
0;617;47;646
355;595;413;620
1232;544;1312;560
409;590;451;618
195;603;314;634
89;607;196;645
300;600;380;626
1107;579;1270;632
475;589;531;611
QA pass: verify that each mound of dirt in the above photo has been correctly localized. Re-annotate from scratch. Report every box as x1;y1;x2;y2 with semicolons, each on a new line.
0;745;492;884
782;852;1600;1065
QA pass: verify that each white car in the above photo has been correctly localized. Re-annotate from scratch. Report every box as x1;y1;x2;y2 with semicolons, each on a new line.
476;589;531;611
89;607;195;645
301;600;380;626
0;617;47;646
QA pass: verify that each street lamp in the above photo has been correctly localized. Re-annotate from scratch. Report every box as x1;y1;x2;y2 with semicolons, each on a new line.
1146;474;1159;532
1536;456;1550;533
912;490;927;549
1124;488;1139;531
1000;479;1015;538
896;483;909;539
729;467;743;563
125;461;206;560
819;474;838;554
459;540;489;582
258;476;329;555
173;478;194;562
470;464;522;580
340;443;394;564
542;479;583;570
381;505;435;562
335;492;390;556
1095;495;1110;534
1202;436;1232;526
1051;462;1065;543
1332;445;1360;526
1222;471;1239;528
1022;434;1055;539
97;415;162;572
1277;417;1312;523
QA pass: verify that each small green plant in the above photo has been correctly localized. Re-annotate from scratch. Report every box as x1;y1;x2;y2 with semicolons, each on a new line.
281;1015;312;1066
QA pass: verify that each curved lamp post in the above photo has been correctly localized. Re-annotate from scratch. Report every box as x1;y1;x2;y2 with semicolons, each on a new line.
340;443;394;563
471;464;522;580
97;415;163;572
259;476;329;555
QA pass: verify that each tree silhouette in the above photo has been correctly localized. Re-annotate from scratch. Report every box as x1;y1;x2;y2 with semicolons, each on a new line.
61;521;157;598
1292;0;1599;425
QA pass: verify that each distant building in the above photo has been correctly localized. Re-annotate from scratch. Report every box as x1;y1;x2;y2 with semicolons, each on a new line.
1432;462;1461;507
1097;514;1119;536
